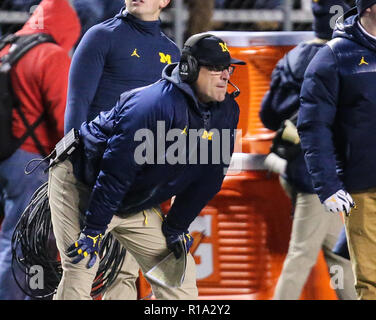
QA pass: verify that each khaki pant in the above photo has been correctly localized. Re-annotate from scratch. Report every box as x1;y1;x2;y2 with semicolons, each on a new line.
102;252;139;300
273;178;357;300
48;159;198;300
345;189;376;300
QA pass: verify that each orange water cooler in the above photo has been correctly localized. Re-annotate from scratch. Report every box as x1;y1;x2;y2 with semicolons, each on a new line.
139;31;338;300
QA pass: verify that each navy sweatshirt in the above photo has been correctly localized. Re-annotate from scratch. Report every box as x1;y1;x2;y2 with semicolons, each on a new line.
64;9;181;133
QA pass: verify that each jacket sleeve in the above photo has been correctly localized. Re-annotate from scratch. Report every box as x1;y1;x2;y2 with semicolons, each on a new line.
297;45;344;202
39;47;70;139
83;97;169;232
259;52;301;131
64;24;111;133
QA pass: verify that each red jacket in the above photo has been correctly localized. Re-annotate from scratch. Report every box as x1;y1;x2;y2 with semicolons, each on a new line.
0;0;81;155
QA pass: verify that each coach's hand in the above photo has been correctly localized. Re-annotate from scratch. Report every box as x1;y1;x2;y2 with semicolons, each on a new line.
66;227;104;268
162;220;193;259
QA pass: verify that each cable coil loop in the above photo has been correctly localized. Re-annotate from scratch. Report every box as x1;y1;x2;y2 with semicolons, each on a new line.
11;182;126;299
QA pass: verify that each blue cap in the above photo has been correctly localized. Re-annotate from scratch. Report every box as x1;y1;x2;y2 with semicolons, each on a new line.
356;0;376;15
312;0;350;39
185;35;245;66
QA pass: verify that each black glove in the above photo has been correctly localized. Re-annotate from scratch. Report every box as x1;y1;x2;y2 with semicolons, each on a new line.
162;220;193;259
270;120;301;161
66;227;104;268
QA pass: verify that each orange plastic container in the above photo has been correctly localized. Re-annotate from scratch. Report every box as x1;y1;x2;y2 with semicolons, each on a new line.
214;31;315;154
194;154;336;300
194;167;292;298
138;156;337;300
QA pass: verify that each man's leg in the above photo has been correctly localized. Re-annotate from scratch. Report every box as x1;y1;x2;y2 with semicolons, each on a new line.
0;149;47;300
322;214;357;300
345;189;376;300
108;207;198;300
48;159;98;300
102;251;139;300
273;190;332;300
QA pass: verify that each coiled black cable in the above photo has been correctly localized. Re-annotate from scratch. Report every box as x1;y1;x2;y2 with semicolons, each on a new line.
11;181;126;300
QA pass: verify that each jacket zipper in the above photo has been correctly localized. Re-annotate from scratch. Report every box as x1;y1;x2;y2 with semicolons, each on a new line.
202;111;211;130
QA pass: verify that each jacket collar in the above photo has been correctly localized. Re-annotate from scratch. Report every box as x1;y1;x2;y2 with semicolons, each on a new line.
116;8;161;35
333;7;376;51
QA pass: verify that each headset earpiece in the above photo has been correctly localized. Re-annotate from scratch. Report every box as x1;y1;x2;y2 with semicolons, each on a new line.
178;33;214;84
179;53;199;83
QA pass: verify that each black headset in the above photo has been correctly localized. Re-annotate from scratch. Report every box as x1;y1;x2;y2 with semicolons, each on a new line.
178;33;241;98
179;33;214;84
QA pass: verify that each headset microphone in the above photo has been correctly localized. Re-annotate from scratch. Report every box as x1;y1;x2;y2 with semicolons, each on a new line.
228;80;240;98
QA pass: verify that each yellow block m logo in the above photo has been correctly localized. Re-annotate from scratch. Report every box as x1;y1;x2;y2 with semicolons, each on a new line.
159;52;172;64
219;42;229;53
202;130;214;140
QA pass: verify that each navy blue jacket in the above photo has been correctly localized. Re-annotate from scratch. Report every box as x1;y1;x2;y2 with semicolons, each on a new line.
64;9;180;133
298;8;376;202
76;63;240;233
260;40;326;193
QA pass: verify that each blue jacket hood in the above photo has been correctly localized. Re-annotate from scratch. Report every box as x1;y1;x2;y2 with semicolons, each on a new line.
333;7;376;51
162;63;203;112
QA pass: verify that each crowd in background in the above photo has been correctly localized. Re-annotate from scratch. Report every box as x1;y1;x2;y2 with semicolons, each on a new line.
0;0;317;39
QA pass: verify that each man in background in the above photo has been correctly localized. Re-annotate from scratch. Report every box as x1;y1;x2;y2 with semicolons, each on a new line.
49;34;242;300
0;0;80;299
260;0;356;300
299;0;376;299
64;0;180;300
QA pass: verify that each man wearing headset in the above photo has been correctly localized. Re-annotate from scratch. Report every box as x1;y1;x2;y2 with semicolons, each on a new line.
299;0;376;299
64;0;180;300
48;33;244;299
